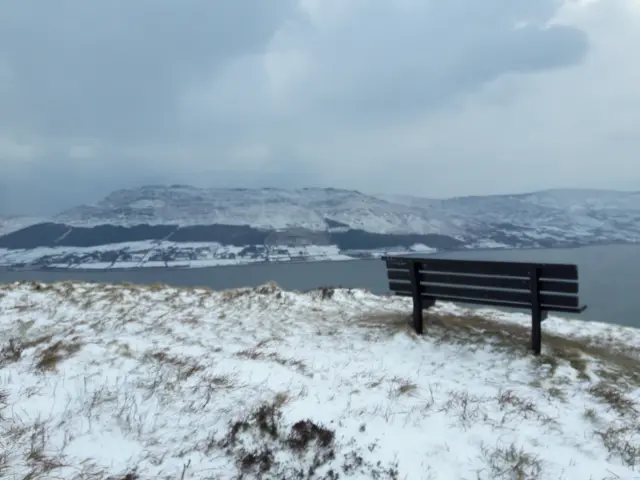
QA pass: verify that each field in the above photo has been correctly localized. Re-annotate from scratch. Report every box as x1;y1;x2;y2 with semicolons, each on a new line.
1;280;639;479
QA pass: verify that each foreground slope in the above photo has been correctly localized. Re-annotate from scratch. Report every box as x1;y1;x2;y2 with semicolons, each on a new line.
1;281;639;479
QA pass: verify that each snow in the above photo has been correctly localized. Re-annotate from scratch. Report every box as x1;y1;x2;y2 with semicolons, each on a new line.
466;239;511;249
0;215;44;237
47;185;640;240
408;243;437;253
1;281;639;479
0;242;356;269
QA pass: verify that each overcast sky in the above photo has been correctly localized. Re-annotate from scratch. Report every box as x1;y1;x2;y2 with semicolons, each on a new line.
1;0;639;215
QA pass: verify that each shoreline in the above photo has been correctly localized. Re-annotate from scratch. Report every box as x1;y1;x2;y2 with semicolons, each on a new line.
1;240;639;272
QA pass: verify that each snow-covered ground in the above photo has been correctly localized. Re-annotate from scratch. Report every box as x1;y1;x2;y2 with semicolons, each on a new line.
0;242;357;270
0;242;439;270
1;281;639;479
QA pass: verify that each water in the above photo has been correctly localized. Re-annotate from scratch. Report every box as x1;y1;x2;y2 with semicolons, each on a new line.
1;244;639;328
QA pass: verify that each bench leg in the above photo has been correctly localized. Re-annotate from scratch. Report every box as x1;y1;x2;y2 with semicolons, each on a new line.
531;309;542;355
412;299;424;334
531;310;549;355
529;267;543;356
411;298;435;335
411;261;424;334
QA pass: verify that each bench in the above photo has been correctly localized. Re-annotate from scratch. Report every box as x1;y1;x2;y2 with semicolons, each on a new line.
382;255;587;355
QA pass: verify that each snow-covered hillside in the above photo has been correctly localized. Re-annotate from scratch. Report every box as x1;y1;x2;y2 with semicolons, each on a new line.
0;186;638;269
1;281;639;479
53;185;640;240
54;185;460;236
0;215;44;237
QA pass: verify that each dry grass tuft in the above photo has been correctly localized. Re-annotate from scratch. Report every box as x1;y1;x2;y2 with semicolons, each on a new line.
479;442;543;480
144;350;205;379
594;424;640;468
1;335;56;368
0;393;9;477
215;393;398;479
107;473;140;480
220;282;282;303
35;340;84;372
304;286;336;300
587;383;638;417
494;389;556;427
220;393;332;476
439;390;489;430
0;338;23;366
235;345;309;376
388;377;419;398
356;313;415;336
13;420;68;479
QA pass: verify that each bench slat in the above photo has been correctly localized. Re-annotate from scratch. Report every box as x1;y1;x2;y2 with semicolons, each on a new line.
387;270;578;294
388;281;579;309
391;291;585;314
391;290;531;309
385;257;578;281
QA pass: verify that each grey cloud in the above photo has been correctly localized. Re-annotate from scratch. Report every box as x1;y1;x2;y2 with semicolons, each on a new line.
0;156;174;215
278;0;587;121
0;0;587;144
0;144;322;215
0;0;295;142
2;0;636;217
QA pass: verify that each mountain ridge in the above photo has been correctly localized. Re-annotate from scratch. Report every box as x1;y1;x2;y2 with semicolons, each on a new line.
51;185;640;235
1;185;638;270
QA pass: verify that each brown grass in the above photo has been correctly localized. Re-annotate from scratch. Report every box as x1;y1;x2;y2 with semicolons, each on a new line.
357;311;640;387
235;344;310;376
479;442;543;480
595;425;640;468
587;382;638;417
220;282;282;302
217;393;399;479
144;350;205;380
34;340;84;372
390;377;418;397
358;310;640;469
1;335;56;368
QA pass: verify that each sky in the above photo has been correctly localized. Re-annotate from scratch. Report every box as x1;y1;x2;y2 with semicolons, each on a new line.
1;0;639;215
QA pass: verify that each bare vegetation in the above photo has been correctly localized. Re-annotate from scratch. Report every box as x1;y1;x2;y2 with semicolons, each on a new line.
479;442;543;480
235;345;310;376
35;339;84;372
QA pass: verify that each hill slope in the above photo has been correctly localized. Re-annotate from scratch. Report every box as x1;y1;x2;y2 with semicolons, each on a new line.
1;281;639;479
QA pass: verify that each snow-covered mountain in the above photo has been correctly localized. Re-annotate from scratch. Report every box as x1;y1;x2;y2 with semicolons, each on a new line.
53;185;460;236
0;186;638;270
52;185;640;242
51;185;638;235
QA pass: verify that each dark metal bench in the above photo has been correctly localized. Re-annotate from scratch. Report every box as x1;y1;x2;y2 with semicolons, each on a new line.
382;255;587;355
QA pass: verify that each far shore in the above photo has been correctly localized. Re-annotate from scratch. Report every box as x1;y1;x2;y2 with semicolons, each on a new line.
1;240;638;273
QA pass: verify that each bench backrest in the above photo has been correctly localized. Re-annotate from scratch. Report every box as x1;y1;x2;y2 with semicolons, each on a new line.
384;256;582;313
